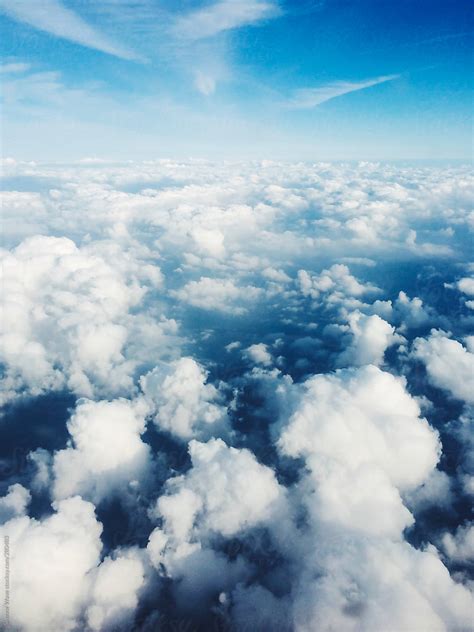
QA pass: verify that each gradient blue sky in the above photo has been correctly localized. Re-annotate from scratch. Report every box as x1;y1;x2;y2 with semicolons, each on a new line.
1;0;472;160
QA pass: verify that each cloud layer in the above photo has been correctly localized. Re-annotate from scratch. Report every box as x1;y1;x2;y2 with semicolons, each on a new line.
0;159;473;631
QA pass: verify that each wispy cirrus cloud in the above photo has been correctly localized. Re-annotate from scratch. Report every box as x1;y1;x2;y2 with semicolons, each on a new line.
285;74;400;109
0;61;31;74
172;0;280;40
0;0;142;61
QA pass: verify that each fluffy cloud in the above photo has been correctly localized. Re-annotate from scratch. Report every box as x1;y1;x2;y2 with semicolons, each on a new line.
140;358;229;440
440;523;474;565
337;311;401;367
392;291;435;328
86;549;146;631
0;495;149;632
172;276;262;314
298;264;380;311
0;483;31;523
370;291;435;330
0;235;167;405
152;438;284;540
412;331;474;404
278;365;440;537
0;496;103;631
52;398;151;502
290;537;473;632
455;276;474;310
457;276;474;297
147;438;285;612
244;343;273;367
271;366;472;632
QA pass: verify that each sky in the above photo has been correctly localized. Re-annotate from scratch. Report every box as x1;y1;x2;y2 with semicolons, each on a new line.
0;4;474;632
0;0;473;160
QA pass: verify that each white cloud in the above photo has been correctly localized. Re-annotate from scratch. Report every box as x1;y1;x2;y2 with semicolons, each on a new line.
147;438;285;612
0;496;103;632
262;266;291;283
298;264;381;310
140;358;230;440
0;484;31;523
172;276;262;314
440;523;474;565
457;276;474;296
244;343;273;367
412;331;474;404
29;449;53;493
173;0;279;40
86;549;146;631
268;364;472;632
0;0;141;60
194;70;217;96
404;468;453;513
225;341;242;352
0;61;31;74
278;365;440;537
154;438;284;539
290;538;473;632
392;291;435;329
456;276;474;309
0;495;149;632
191;226;226;257
52;398;151;503
337;311;401;367
0;235;169;405
285;74;399;109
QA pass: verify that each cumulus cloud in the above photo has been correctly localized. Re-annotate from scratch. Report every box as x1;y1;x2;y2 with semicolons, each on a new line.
457;276;474;297
270;365;472;632
86;549;146;631
172;276;262;314
0;495;149;631
455;276;474;309
370;291;436;330
0;235;171;405
0;483;31;523
404;468;453;513
52;398;151;503
140;358;230;440
262;266;291;283
278;365;440;537
290;537;473;632
147;438;285;612
337;311;401;367
152;438;284;540
412;330;474;404
298;264;380;311
0;496;103;631
244;343;273;367
440;523;474;565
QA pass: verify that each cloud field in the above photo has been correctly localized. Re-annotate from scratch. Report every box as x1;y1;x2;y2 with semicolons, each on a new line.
0;158;473;631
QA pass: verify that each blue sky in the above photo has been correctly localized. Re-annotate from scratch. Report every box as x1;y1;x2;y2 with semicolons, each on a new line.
1;0;472;160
